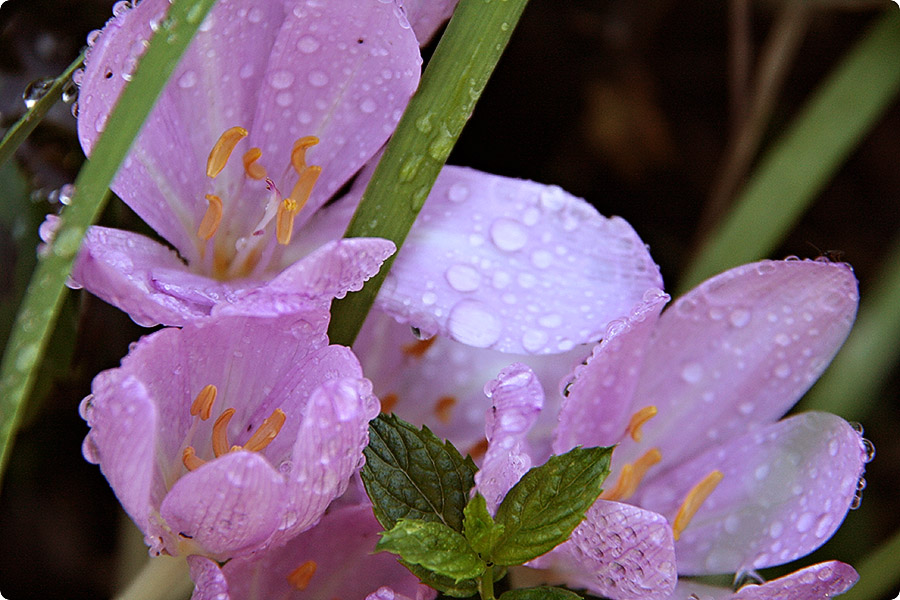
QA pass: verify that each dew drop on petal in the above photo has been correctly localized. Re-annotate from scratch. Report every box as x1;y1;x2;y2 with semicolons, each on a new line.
297;35;320;53
448;182;469;203
521;330;549;353
729;309;750;328
681;362;703;383
359;97;377;113
308;70;329;87
445;264;480;292
270;70;294;89
447;300;501;348
489;218;527;251
177;70;197;88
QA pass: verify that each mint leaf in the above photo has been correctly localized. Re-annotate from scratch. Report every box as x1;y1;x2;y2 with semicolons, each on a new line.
491;446;613;566
500;587;583;600
377;518;485;583
464;492;504;559
405;565;480;598
361;414;477;532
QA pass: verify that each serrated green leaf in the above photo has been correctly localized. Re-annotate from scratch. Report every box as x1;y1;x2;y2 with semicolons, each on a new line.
499;587;583;600
361;413;476;532
463;492;504;560
491;446;613;566
377;519;485;583
403;563;480;598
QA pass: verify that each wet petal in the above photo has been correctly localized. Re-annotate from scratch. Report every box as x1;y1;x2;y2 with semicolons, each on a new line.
618;260;858;471
375;166;662;354
161;451;288;557
530;500;677;600
475;363;543;513
402;0;459;44
732;561;858;600
553;289;667;454
188;556;230;600
635;412;867;575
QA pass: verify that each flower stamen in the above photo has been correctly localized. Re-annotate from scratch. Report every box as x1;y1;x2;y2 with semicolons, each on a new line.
197;194;223;241
182;446;206;471
276;165;321;245
290;136;319;174
380;393;398;413
672;469;724;540
626;405;658;442
402;337;436;358
242;147;267;180
207;126;248;178
212;408;236;458
600;448;662;501
190;384;217;421
242;409;287;453
287;560;317;590
434;396;456;424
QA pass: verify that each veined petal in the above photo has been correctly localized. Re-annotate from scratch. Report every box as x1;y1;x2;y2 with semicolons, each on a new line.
375;166;662;354
475;363;543;513
251;0;421;231
732;561;858;600
635;412;867;575
618;260;858;471
160;451;288;557
553;289;667;455
402;0;459;44
529;500;677;600
281;378;380;541
188;556;230;600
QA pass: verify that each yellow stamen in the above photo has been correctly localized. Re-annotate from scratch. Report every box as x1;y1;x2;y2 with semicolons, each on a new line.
380;393;398;413
287;560;317;591
276;165;321;245
600;448;662;501
402;337;436;358
672;470;724;541
243;409;287;453
197;194;223;241
182;446;206;471
207;126;248;178
290;136;319;174
190;384;217;421
212;408;236;458
434;396;456;424
242;147;267;180
626;405;658;442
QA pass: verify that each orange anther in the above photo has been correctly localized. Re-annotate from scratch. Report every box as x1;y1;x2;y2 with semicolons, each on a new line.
402;337;436;358
626;406;658;443
242;147;267;180
467;438;490;461
380;393;398;414
434;396;456;424
212;408;236;458
600;448;662;501
290;136;319;174
672;470;724;541
197;194;223;241
190;384;217;421
207;126;248;178
276;166;321;245
287;560;317;590
182;446;206;471
243;409;287;453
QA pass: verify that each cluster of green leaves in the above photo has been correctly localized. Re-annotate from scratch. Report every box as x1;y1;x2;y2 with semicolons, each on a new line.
360;414;613;600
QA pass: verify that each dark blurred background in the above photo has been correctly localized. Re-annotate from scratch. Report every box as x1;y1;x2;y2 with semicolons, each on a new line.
1;1;898;598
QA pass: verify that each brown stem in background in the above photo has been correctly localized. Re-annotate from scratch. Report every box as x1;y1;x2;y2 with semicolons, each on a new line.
728;0;752;132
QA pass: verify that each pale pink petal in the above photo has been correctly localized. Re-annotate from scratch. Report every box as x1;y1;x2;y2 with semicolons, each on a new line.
474;363;543;513
160;451;288;557
733;561;858;600
375;166;662;354
615;260;858;471
188;556;230;600
402;0;459;44
635;413;867;575
553;289;668;454
530;500;677;600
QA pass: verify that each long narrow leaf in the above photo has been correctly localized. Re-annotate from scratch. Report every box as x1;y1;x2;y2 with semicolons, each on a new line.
327;0;531;346
0;0;219;485
681;10;900;292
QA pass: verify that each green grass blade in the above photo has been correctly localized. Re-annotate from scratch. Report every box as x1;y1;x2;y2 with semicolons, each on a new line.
327;0;531;346
680;10;900;292
0;0;220;486
837;526;900;600
0;52;85;171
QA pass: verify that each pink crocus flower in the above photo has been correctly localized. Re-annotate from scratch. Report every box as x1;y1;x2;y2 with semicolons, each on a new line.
69;0;662;355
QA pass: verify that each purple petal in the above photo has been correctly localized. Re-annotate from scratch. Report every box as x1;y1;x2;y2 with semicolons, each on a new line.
188;556;230;600
667;580;733;600
279;378;380;542
553;289;668;454
474;364;543;513
635;412;867;575
71;226;222;326
81;373;161;539
616;260;858;472
375;166;662;354
215;504;435;600
402;0;459;44
530;500;677;600
160;451;288;558
733;561;858;600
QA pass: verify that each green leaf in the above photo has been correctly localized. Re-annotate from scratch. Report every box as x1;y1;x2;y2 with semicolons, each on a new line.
377;518;485;583
499;587;583;600
327;0;531;346
0;0;219;485
361;413;477;532
404;564;480;598
463;492;504;560
491;446;613;566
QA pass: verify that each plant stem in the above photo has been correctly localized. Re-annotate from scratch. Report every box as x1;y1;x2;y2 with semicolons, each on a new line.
114;556;193;600
480;564;496;600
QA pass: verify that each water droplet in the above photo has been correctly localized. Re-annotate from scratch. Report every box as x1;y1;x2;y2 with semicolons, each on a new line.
680;362;703;383
445;264;480;292
738;401;754;415
359;97;377;113
448;182;468;202
795;512;815;532
729;309;750;328
862;437;875;463
308;70;329;87
58;183;75;205
86;29;102;47
247;7;263;22
275;91;293;107
538;313;562;328
177;70;198;89
530;249;552;269
82;435;101;464
23;77;54;109
297;35;320;53
773;363;791;379
61;79;78;104
415;114;433;134
447;300;502;348
112;0;131;18
421;291;437;306
774;333;791;346
270;70;294;89
15;343;39;371
521;330;549;353
490;218;527;251
239;63;255;79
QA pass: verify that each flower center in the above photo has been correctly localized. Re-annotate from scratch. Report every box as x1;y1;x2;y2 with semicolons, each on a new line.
196;127;322;279
181;384;287;471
